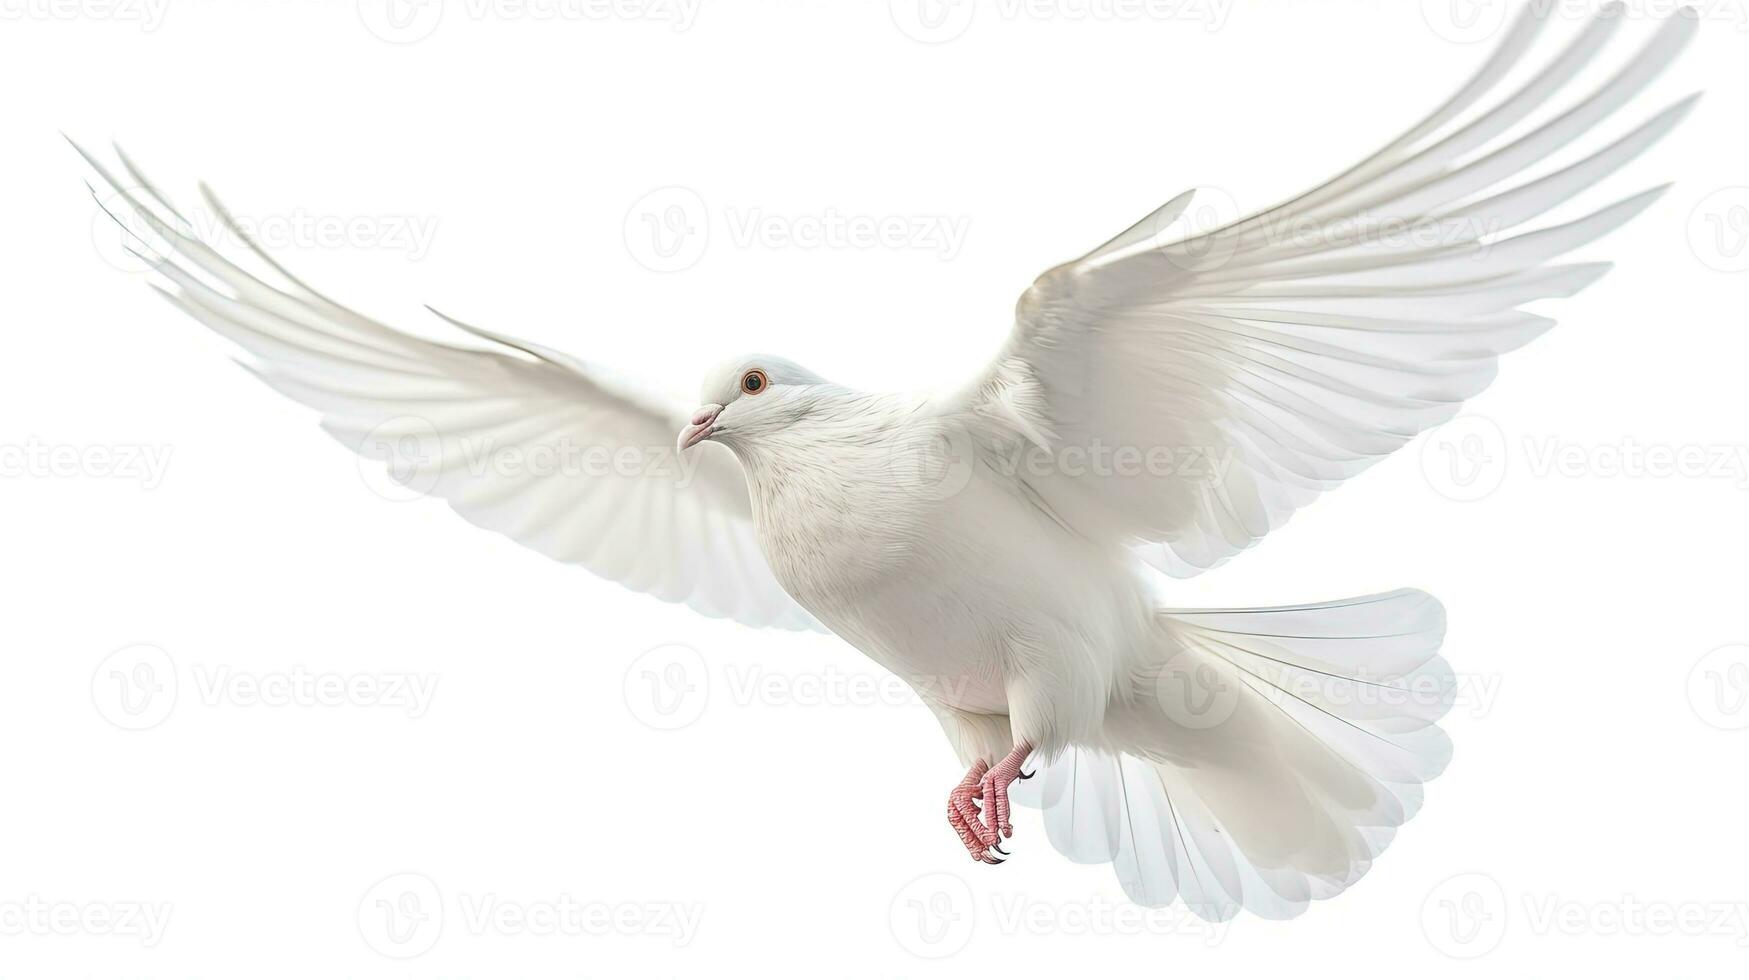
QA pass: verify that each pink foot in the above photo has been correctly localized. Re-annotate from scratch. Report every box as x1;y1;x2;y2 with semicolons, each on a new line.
947;760;1000;863
945;742;1034;864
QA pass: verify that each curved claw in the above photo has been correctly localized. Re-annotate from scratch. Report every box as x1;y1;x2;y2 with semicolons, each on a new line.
983;854;1006;865
991;843;1009;856
1018;769;1035;780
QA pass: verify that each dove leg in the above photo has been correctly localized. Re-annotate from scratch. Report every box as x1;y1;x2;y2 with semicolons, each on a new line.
978;740;1034;842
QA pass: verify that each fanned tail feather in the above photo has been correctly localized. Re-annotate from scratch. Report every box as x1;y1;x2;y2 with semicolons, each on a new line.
1013;589;1450;920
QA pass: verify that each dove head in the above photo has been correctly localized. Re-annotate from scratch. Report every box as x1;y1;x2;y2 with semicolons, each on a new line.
679;355;832;454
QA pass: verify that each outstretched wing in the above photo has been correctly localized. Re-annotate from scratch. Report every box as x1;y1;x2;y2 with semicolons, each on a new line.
954;4;1696;575
77;144;821;632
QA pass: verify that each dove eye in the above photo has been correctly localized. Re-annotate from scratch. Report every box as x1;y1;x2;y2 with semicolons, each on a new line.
740;369;768;395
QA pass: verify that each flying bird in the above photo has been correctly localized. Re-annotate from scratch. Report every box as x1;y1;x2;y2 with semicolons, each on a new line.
77;3;1696;920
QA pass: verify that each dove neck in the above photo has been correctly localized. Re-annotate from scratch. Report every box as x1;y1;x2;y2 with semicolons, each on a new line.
727;390;918;480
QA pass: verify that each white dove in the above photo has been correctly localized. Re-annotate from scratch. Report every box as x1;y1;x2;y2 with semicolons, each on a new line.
78;3;1695;920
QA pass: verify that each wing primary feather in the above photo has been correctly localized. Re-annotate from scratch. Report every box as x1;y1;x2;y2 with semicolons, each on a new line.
74;141;823;633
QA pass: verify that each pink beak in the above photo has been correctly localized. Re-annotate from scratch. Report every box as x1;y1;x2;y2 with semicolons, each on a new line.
678;404;723;453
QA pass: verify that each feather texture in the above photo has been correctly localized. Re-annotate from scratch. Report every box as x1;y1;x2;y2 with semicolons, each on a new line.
955;3;1697;575
74;141;820;632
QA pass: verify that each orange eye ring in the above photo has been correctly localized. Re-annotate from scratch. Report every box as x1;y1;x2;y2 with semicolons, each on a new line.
740;369;769;395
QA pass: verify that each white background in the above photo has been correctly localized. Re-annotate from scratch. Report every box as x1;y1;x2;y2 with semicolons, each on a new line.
2;0;1745;975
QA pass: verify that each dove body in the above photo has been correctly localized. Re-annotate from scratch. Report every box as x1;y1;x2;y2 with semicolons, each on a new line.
712;381;1148;755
